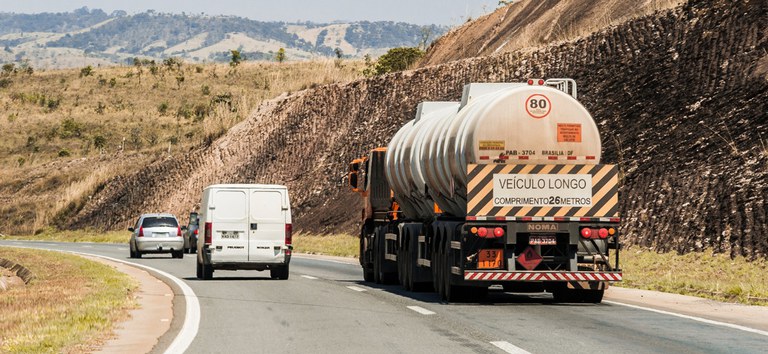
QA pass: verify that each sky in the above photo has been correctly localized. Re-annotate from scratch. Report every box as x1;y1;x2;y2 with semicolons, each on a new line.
0;0;500;26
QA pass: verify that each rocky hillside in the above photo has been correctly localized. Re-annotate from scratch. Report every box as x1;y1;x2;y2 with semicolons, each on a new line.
62;0;766;259
418;0;684;67
0;8;444;69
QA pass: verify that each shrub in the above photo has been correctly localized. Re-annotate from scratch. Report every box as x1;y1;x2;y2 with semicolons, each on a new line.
201;85;210;95
109;78;117;88
58;149;71;157
0;78;11;88
374;47;424;75
79;65;94;77
157;102;169;115
93;135;106;150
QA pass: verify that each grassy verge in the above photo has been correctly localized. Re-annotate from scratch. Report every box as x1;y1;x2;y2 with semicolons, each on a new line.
0;228;129;243
0;247;138;352
293;232;359;258
620;246;768;306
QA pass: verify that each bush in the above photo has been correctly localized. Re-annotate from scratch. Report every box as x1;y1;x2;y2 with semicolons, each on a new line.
93;135;106;150
58;149;71;157
374;47;424;75
157;102;169;115
80;65;94;77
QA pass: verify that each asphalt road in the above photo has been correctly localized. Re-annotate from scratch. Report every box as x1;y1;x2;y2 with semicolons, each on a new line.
2;240;767;354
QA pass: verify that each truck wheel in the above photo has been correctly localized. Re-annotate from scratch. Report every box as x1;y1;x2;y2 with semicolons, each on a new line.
442;239;467;303
407;234;430;292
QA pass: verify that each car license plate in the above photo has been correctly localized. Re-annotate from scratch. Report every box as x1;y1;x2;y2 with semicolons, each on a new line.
529;235;557;245
221;231;239;239
478;249;503;269
152;232;169;238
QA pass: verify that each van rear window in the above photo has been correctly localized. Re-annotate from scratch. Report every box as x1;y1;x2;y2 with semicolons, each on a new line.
142;216;178;228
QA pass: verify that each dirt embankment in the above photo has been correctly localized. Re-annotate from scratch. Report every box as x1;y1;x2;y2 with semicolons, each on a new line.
419;0;685;67
66;0;767;259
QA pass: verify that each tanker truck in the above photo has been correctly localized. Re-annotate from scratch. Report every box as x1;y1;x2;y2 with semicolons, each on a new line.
347;79;622;303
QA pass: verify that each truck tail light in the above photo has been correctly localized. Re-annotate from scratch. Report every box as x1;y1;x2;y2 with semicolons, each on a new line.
493;227;505;238
477;227;488;238
580;227;592;239
177;226;182;237
598;228;609;239
138;227;144;237
204;222;212;245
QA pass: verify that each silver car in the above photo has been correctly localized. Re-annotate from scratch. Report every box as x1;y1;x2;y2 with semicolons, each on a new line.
128;213;184;259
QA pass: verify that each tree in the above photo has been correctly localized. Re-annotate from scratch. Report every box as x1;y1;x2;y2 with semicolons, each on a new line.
276;48;286;63
2;63;14;75
374;47;424;75
230;50;243;67
419;26;433;51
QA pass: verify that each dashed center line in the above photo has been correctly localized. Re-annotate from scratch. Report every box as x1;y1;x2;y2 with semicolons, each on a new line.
346;286;367;292
490;341;531;354
301;275;318;280
407;306;435;315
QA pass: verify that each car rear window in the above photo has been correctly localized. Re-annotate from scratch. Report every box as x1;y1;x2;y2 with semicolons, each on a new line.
142;216;178;228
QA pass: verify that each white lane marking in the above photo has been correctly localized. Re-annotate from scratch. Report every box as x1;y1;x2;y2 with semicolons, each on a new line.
604;301;768;337
301;275;318;280
491;341;531;354
82;245;93;248
346;286;367;292
407;306;435;315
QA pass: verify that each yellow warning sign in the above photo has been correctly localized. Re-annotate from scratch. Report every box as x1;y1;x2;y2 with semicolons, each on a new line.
479;140;506;151
557;123;582;142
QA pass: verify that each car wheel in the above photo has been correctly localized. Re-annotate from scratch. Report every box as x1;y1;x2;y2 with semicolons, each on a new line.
175;250;184;259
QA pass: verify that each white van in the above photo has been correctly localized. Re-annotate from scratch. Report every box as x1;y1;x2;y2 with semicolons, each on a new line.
196;184;292;280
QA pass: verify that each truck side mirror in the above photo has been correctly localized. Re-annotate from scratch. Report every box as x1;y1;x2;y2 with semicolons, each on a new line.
348;171;359;190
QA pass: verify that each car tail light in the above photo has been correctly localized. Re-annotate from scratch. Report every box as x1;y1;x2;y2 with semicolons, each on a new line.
177;226;182;237
598;228;609;239
580;228;592;239
204;222;212;245
194;229;198;235
285;224;293;245
493;227;505;238
477;227;488;238
138;227;144;237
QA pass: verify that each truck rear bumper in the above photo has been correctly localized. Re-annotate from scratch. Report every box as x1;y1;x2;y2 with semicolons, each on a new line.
464;271;622;282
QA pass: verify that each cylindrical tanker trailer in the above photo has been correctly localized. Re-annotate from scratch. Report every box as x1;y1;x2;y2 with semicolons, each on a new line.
348;79;622;302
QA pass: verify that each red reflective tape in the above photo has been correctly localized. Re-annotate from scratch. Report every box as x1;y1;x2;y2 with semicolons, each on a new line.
495;216;506;221
554;217;566;221
548;156;558;160
479;156;490;160
567;156;577;160
518;156;529;160
586;156;596;160
521;217;533;221
466;216;477;221
580;217;592;222
499;155;509;160
610;218;621;223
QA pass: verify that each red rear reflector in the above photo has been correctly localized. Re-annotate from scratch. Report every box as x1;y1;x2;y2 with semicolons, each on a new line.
527;79;534;85
586;156;596;160
204;222;212;244
538;79;544;85
138;227;144;237
477;227;488;238
479;156;489;160
567;156;577;160
466;216;477;221
598;228;609;239
580;228;592;238
493;227;504;238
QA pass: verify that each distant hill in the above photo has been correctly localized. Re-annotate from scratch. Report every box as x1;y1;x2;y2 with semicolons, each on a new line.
0;7;446;69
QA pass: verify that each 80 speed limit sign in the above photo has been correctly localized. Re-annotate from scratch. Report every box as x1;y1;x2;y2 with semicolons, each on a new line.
525;94;551;119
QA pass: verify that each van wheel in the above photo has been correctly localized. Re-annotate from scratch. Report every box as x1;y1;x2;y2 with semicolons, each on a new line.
173;250;184;259
196;260;203;279
202;262;213;280
271;265;289;280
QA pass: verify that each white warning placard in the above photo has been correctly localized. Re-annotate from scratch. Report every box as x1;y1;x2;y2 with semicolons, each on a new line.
493;174;593;207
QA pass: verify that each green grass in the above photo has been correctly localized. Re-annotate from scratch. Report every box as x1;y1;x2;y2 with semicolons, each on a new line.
293;233;359;258
0;247;137;353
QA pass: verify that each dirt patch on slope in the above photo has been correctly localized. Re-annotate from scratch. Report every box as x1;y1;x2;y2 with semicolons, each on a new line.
419;0;684;67
66;0;767;259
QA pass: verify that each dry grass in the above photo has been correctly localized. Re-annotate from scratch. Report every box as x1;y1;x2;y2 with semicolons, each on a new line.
621;246;768;306
0;58;364;234
0;247;137;352
293;232;359;258
0;228;129;243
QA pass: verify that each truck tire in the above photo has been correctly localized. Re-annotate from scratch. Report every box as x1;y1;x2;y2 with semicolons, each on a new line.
407;233;431;292
374;227;397;284
442;236;467;303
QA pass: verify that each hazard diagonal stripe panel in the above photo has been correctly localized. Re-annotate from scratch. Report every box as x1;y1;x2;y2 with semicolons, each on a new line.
467;164;619;218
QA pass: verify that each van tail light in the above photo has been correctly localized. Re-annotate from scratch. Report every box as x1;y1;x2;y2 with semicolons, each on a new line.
285;224;293;245
204;222;212;245
177;226;182;237
138;227;144;237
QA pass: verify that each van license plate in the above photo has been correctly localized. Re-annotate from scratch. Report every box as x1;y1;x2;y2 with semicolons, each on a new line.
221;231;239;239
478;249;503;269
529;235;556;245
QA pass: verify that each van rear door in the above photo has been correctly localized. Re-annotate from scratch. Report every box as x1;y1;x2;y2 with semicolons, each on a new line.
212;189;249;262
248;188;286;262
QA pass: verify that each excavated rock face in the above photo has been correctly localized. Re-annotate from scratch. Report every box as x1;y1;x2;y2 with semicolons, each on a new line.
68;0;767;259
